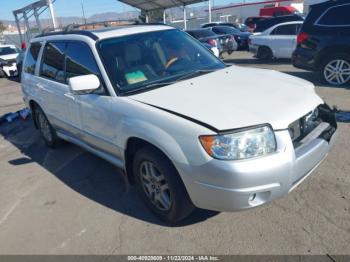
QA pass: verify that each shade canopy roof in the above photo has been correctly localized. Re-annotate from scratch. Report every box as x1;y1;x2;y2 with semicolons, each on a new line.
118;0;206;11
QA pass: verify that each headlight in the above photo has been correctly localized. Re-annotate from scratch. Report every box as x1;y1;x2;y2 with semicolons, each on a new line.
199;125;276;160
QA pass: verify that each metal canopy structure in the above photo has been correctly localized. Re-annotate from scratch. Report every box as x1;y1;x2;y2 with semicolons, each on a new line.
13;0;57;44
118;0;211;29
118;0;205;11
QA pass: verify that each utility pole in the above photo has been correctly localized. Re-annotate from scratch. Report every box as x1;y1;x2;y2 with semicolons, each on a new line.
81;0;87;25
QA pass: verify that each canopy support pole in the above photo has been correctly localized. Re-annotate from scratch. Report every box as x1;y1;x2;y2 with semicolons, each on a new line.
23;12;32;42
183;5;187;30
208;0;212;23
14;14;24;45
47;0;57;29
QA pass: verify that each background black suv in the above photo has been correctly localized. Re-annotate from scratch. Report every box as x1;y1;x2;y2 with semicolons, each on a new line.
292;0;350;86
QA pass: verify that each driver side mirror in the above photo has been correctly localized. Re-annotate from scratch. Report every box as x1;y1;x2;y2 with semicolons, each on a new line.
68;74;100;93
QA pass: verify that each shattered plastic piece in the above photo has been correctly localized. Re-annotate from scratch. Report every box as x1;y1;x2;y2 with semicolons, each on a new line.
19;108;30;120
336;111;350;123
6;112;19;122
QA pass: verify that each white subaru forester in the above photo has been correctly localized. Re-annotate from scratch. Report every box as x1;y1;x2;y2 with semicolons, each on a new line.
21;25;337;223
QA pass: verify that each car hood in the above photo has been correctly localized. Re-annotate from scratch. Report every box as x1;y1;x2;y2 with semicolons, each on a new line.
130;66;323;131
0;54;18;61
238;32;251;38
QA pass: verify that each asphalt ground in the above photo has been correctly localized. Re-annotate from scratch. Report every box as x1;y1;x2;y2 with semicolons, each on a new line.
0;51;349;255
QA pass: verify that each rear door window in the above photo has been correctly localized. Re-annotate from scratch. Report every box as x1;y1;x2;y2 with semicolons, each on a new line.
40;42;66;83
271;24;297;35
24;42;42;75
317;4;350;26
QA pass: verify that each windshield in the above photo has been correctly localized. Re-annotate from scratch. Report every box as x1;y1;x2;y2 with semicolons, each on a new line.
214;26;241;35
97;29;225;95
190;30;216;38
0;46;19;56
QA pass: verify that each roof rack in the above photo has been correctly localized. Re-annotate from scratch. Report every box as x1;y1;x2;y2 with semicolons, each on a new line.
34;27;99;40
34;20;169;40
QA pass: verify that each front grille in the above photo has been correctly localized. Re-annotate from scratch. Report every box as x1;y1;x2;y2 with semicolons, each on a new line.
5;58;16;64
289;104;337;148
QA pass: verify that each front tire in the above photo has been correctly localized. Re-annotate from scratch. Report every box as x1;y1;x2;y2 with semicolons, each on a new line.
35;107;60;148
133;147;195;224
0;69;5;78
320;53;350;86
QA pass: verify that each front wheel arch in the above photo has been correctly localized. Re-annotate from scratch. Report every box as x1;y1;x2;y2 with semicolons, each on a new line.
124;137;178;185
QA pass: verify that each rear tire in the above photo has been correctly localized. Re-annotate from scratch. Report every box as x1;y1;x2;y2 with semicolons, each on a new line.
133;146;195;224
257;46;273;61
35;106;60;148
0;69;5;78
320;53;350;86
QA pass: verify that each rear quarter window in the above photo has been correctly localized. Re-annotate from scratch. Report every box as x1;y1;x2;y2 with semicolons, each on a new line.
23;42;42;75
271;24;298;35
317;4;350;26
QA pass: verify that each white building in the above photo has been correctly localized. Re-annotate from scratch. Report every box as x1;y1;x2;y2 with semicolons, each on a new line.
211;0;304;23
210;0;332;23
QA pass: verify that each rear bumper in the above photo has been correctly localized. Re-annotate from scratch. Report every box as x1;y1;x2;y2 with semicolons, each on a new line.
237;38;249;50
249;44;259;55
292;48;318;71
177;117;337;212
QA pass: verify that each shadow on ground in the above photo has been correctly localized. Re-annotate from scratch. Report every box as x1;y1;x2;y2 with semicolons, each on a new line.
0;119;219;227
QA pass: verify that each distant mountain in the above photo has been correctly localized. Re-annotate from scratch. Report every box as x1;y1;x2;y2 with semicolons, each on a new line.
88;11;139;22
1;4;214;29
1;10;140;29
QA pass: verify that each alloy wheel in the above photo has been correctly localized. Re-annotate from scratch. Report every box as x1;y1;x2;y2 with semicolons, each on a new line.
323;59;350;86
139;161;172;211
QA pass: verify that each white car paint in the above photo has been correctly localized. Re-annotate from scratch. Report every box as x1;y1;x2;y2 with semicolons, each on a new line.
21;25;337;216
249;21;303;59
131;65;322;130
0;44;19;77
211;46;220;57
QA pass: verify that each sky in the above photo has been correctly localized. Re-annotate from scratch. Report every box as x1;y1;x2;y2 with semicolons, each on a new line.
0;0;261;21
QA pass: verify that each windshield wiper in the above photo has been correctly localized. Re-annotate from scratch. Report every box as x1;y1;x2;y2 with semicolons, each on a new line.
123;69;218;95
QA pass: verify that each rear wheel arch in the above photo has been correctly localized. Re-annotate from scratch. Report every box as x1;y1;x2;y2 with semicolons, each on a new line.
257;45;273;60
316;46;350;70
319;52;350;86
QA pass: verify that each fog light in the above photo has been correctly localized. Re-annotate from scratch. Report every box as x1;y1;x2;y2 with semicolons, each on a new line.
249;194;256;202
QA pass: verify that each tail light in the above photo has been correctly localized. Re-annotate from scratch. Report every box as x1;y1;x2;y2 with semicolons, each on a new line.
297;32;309;44
207;39;217;47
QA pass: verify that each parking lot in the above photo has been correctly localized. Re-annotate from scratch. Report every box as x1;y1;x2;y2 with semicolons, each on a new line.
0;51;349;255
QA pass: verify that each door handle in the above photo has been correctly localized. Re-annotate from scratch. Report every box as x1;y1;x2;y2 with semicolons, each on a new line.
64;93;76;101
